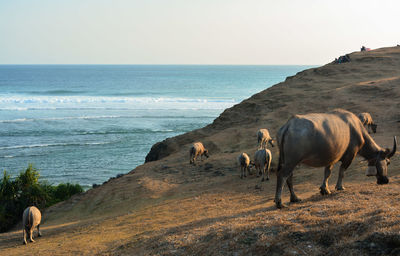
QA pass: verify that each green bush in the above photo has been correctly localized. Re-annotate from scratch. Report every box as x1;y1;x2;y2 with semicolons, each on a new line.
54;183;83;201
0;165;83;232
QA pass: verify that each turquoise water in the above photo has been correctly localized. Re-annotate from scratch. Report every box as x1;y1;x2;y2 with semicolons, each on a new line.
0;65;313;187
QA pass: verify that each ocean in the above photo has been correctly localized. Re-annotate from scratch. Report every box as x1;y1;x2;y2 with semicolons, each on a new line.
0;65;313;187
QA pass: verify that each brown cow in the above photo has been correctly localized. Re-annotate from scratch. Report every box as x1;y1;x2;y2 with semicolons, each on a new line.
254;148;272;182
275;109;396;209
237;152;251;179
22;206;42;244
189;142;209;165
257;128;275;149
358;112;377;133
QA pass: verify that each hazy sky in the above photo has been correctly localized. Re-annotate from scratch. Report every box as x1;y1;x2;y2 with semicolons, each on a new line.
0;0;399;65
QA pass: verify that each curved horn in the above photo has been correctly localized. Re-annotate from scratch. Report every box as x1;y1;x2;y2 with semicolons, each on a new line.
388;136;397;158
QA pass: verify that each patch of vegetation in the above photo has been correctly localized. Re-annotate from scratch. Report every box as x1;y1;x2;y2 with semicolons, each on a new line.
0;164;83;232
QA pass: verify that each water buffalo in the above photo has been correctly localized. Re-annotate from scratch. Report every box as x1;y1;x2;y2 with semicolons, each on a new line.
254;148;272;182
22;206;42;244
275;109;396;209
257;128;274;149
358;112;377;133
189;142;209;165
237;153;251;179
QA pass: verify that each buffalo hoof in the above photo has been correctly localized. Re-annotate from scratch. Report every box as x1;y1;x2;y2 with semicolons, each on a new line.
261;178;265;182
274;199;286;209
320;186;331;195
23;241;27;245
290;196;301;203
335;185;345;191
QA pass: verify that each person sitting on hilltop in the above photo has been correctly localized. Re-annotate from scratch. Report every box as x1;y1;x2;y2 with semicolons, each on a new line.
334;54;351;64
361;46;371;51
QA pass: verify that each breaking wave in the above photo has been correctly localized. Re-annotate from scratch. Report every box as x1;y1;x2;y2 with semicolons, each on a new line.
0;96;237;111
0;115;215;124
0;142;111;150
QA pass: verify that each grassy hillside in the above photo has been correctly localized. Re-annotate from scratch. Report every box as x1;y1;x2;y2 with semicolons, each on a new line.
1;46;400;256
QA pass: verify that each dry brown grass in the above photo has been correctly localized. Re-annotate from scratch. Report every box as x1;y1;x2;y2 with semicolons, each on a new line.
1;46;400;255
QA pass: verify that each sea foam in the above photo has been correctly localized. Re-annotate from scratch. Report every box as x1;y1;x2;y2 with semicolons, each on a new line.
0;96;237;110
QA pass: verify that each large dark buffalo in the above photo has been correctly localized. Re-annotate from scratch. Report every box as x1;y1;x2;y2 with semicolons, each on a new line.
275;109;396;209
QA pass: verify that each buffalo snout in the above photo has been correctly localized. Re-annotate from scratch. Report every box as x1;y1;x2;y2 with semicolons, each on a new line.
377;176;389;185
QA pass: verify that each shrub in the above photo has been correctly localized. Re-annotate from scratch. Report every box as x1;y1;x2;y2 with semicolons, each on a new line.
0;165;83;232
54;183;83;201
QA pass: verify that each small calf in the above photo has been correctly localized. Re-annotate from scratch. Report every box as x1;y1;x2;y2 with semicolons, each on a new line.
254;149;272;182
358;112;377;134
238;153;252;179
189;142;209;165
22;206;42;245
257;128;275;149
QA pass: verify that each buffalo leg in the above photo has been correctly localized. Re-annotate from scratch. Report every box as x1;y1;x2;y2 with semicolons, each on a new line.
23;229;27;245
320;165;333;195
261;165;265;181
275;171;286;208
261;165;266;181
335;165;346;190
29;229;34;242
274;164;295;209
266;156;271;181
37;224;42;237
262;163;270;182
336;153;356;190
193;154;197;165
287;172;301;203
190;153;194;165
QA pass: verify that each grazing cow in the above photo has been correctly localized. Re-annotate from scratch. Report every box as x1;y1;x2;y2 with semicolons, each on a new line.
358;112;377;133
237;153;251;179
257;128;274;149
254;149;272;182
275;109;396;209
22;206;42;245
189;142;209;165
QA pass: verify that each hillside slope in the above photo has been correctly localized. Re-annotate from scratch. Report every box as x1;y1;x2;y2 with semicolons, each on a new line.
1;46;400;256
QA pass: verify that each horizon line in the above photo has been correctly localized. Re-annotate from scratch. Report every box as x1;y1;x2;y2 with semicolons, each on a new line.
0;63;320;66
